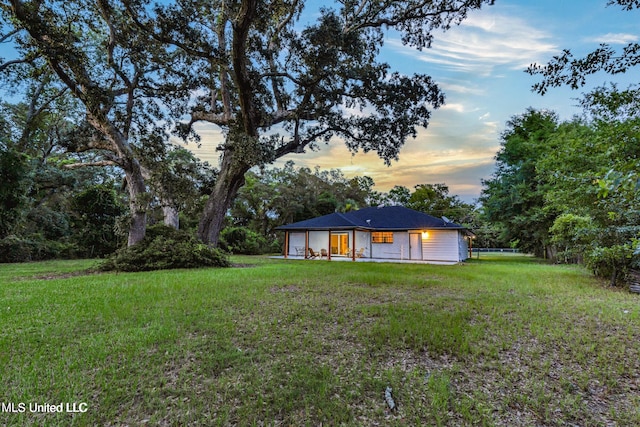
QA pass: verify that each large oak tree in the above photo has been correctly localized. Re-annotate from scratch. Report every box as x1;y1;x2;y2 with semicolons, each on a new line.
130;0;494;246
2;0;185;246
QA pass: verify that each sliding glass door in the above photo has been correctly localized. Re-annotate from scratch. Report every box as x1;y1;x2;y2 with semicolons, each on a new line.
330;233;349;256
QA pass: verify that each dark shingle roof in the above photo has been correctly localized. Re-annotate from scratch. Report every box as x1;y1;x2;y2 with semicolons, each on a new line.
276;206;466;231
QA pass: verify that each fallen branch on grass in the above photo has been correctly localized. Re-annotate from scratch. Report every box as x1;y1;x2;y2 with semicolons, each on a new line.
385;386;396;411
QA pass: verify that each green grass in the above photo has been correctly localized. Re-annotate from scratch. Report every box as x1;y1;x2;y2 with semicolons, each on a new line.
1;255;639;426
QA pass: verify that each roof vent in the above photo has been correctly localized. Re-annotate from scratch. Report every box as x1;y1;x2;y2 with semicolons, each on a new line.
441;216;451;224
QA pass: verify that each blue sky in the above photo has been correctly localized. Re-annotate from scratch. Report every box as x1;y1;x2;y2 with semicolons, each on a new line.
260;0;638;203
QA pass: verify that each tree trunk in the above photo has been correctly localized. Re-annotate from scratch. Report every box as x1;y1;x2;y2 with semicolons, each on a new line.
611;266;619;287
197;0;258;247
88;119;149;247
162;203;180;229
198;152;250;246
124;166;148;246
129;209;147;247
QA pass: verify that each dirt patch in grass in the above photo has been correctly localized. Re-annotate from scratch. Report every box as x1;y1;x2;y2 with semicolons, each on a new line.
231;263;257;268
270;284;302;293
34;270;97;280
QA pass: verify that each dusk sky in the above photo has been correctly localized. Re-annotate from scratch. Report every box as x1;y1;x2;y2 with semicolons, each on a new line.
188;0;639;203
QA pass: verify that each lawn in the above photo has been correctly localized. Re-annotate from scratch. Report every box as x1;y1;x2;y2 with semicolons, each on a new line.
1;255;639;426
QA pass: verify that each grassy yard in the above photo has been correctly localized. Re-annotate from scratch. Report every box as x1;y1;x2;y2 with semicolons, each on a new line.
1;255;639;426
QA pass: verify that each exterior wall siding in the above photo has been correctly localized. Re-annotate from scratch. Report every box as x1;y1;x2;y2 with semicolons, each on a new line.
308;231;326;254
422;230;460;262
371;231;410;259
356;231;370;258
288;232;306;256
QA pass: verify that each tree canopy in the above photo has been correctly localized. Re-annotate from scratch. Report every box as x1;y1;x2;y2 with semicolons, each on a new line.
2;0;191;245
124;0;495;245
479;109;560;258
519;0;640;283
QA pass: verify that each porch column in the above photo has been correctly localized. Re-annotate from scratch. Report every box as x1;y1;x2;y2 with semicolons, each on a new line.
352;229;356;261
284;231;289;258
305;231;309;259
328;230;332;261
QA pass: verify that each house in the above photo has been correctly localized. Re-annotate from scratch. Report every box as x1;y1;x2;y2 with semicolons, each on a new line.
276;206;474;263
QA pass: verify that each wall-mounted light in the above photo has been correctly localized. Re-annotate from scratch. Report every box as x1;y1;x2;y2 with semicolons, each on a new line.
422;231;429;239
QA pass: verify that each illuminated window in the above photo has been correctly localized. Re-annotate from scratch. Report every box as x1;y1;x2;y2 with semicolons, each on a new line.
372;232;393;243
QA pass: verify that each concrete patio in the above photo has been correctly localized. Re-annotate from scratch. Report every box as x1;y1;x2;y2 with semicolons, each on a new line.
270;255;460;265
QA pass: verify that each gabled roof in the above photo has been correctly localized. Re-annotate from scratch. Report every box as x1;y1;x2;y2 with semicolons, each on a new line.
276;206;467;231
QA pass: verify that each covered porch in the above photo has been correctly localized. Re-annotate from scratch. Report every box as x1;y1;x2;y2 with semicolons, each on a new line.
282;229;368;262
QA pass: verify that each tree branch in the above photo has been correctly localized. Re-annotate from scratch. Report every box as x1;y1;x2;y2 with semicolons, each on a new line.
0;57;32;72
97;0;133;89
343;0;492;35
216;4;233;123
0;28;21;44
123;1;215;60
232;0;259;136
265;0;300;115
527;44;640;95
191;109;234;126
63;160;118;169
274;126;335;158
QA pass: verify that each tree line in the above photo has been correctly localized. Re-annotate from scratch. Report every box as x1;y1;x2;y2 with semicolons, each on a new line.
481;93;640;284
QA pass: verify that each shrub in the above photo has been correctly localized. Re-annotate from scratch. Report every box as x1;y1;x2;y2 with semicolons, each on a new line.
585;243;635;286
0;235;78;263
549;213;593;264
100;224;230;272
219;226;269;255
71;184;126;257
0;236;34;263
0;150;31;239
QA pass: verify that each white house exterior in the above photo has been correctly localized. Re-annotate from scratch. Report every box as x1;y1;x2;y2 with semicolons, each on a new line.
276;206;473;263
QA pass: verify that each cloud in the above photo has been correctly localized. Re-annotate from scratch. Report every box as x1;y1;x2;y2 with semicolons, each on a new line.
440;103;468;113
438;81;486;96
387;8;558;76
586;32;639;44
173;122;225;165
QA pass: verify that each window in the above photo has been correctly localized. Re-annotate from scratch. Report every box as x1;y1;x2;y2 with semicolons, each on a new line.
372;232;393;243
